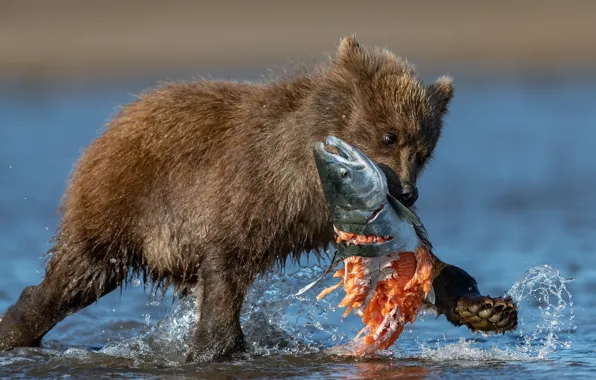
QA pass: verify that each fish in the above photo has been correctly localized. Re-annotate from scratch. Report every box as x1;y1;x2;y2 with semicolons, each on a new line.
297;136;435;355
297;136;519;354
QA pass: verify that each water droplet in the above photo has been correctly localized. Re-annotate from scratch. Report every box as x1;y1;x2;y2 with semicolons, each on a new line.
505;264;576;359
109;258;117;264
133;278;141;286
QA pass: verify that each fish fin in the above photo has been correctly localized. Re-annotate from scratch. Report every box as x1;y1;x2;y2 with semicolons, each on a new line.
387;194;422;226
294;252;339;296
425;284;436;305
295;279;321;297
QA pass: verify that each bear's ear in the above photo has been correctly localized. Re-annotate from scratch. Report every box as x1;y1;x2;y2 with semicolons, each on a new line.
428;76;454;114
338;35;361;56
335;35;364;66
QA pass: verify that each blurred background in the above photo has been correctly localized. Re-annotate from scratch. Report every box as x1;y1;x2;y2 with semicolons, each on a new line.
0;0;595;371
2;0;596;83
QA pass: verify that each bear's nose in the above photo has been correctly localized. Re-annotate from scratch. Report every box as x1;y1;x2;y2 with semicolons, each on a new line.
399;184;418;207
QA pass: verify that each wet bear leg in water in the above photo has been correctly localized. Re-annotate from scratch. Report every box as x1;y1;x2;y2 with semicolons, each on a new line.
431;259;518;333
186;263;253;362
0;241;251;362
0;247;121;350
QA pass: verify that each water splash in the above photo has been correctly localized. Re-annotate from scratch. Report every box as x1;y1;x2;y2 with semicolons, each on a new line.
418;264;575;362
243;262;577;362
420;337;533;363
70;261;574;366
506;264;576;358
99;295;197;365
94;255;354;364
241;261;347;355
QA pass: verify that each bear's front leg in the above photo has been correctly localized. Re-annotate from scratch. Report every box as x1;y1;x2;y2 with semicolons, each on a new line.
431;263;518;334
186;266;250;363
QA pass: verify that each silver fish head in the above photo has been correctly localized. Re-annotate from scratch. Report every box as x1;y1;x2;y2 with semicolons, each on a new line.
313;136;422;258
312;135;387;213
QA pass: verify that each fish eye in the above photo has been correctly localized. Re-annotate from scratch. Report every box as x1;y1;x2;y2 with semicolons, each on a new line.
339;168;350;178
382;133;397;146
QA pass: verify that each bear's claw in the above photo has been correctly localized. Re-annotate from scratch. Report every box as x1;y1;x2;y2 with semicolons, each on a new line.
454;295;518;334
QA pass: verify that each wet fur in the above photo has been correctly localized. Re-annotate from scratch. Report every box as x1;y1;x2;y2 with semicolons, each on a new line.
0;36;455;361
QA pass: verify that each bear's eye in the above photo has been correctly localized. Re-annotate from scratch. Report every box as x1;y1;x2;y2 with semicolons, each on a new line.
339;168;350;179
382;133;397;146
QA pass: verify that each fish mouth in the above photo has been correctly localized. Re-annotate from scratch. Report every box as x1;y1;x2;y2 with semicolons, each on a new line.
312;136;366;170
324;136;360;162
323;136;386;181
314;135;386;173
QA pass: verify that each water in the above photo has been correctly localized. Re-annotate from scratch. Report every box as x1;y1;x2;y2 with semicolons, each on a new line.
1;73;595;378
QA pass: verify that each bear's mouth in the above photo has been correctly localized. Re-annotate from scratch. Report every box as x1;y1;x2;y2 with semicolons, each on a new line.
334;226;394;246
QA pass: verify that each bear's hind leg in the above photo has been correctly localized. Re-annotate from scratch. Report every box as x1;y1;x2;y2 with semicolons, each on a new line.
0;247;122;351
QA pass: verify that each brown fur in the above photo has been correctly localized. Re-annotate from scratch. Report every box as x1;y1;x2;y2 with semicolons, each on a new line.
0;36;455;361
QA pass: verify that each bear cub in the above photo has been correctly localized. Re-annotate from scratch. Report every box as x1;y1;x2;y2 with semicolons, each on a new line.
0;36;498;362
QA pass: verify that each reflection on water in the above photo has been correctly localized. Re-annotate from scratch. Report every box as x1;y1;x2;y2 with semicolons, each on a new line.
0;74;595;378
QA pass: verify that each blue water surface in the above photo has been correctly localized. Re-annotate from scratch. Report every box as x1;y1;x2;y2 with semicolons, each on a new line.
0;71;594;379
